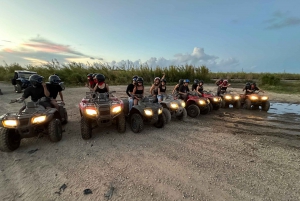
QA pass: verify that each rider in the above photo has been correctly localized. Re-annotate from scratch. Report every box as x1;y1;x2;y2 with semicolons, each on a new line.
192;79;199;91
218;79;230;95
196;80;204;96
178;79;190;101
243;82;251;93
46;75;65;110
93;74;109;93
216;78;224;96
133;77;144;105
17;74;51;108
157;78;167;102
150;73;165;100
172;79;184;94
126;75;138;110
85;73;96;90
246;82;264;94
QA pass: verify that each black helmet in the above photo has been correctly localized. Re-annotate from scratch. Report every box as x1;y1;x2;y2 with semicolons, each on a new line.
92;73;98;78
137;77;144;83
29;74;43;87
245;82;251;87
87;73;93;78
49;75;61;85
199;80;204;84
95;74;105;82
194;79;199;84
132;75;138;80
161;78;166;83
178;79;184;85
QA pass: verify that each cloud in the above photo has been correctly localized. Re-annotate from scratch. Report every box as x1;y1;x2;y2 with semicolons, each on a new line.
264;10;300;29
1;40;11;43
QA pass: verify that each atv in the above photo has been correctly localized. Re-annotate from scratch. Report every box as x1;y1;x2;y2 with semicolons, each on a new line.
159;94;187;123
0;99;63;152
240;91;270;111
184;91;210;118
11;70;37;93
122;96;165;133
79;91;126;139
202;91;221;110
219;90;241;109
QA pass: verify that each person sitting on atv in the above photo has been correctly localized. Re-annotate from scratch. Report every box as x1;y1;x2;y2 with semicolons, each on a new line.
218;79;230;95
133;77;144;105
93;74;109;94
196;80;204;96
216;78;224;96
85;73;96;91
192;79;200;91
157;78;167;103
17;74;51;109
126;75;138;110
178;79;190;101
46;75;65;110
246;82;264;94
150;73;165;100
172;79;184;94
243;82;251;93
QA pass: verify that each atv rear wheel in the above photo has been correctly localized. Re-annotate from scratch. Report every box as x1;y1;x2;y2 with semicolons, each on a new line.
0;128;21;152
81;116;92;139
244;99;252;110
15;84;22;93
234;100;241;109
130;113;144;133
262;101;270;111
116;112;126;133
154;114;166;128
214;104;220;110
162;108;171;124
176;108;187;121
48;119;63;142
187;104;200;118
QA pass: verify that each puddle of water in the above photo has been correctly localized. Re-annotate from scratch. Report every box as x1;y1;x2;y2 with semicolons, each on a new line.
268;103;300;115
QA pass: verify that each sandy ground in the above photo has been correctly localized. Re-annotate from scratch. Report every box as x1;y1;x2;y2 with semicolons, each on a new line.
0;82;300;201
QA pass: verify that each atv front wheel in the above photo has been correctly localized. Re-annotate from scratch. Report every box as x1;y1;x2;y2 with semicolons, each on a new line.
48;119;63;142
116;112;126;133
176;108;187;121
262;101;270;111
187;104;200;118
15;84;22;93
130;113;144;133
163;108;171;124
81;116;92;139
0;128;21;152
154;114;166;128
201;106;210;115
244;99;252;110
234;101;241;109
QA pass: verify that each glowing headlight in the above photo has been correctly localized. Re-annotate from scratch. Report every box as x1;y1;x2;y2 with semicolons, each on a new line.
2;120;18;127
144;109;153;116
181;102;186;108
111;105;122;113
225;95;232;100
86;108;98;116
170;102;179;109
199;100;206;105
158;108;162;114
250;96;258;100
213;98;220;102
261;96;268;100
32;115;46;124
234;96;240;100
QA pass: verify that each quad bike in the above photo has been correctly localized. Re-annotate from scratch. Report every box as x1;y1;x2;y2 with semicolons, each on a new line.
11;70;37;93
202;91;221;110
0;99;63;152
79;91;126;139
183;91;210;118
159;94;187;123
122;96;165;133
219;90;241;109
240;91;270;111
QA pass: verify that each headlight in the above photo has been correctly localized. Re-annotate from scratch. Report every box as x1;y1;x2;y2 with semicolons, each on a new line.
170;102;179;109
111;105;122;113
250;96;258;100
2;120;18;127
225;95;232;100
144;109;153;116
86;108;98;116
261;96;268;100
213;98;220;102
32;115;46;124
181;101;186;108
199;100;206;105
234;96;240;100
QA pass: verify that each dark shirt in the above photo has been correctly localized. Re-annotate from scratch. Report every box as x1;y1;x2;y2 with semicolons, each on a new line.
22;85;45;102
159;85;166;93
95;83;108;93
126;83;134;97
192;83;198;91
46;84;62;99
135;86;144;94
179;85;189;93
197;86;203;94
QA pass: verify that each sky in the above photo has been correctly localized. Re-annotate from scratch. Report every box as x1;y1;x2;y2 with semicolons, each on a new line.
0;0;300;73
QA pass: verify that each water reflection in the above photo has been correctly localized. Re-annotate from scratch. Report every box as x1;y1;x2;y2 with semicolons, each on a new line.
268;103;300;115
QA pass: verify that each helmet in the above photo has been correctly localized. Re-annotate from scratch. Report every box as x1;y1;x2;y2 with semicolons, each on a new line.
245;82;251;87
29;74;43;87
87;73;93;80
154;77;160;82
49;75;61;85
184;79;190;83
223;80;228;84
92;73;98;78
95;74;105;83
161;78;166;83
194;79;199;84
132;75;138;80
199;80;204;84
137;77;144;83
178;79;184;85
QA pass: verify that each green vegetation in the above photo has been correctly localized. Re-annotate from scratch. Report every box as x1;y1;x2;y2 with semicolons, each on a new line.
1;62;299;93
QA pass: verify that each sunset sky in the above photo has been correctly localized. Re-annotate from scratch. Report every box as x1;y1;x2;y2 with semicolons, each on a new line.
1;0;300;73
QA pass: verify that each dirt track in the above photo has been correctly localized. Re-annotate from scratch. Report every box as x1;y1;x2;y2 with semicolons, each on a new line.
0;83;300;201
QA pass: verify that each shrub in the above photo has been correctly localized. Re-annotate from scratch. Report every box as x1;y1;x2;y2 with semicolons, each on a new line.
260;74;281;86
